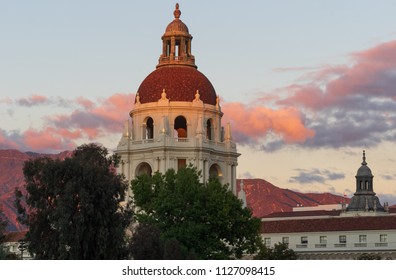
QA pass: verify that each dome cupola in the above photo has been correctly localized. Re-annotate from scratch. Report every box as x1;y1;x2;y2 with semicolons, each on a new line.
157;3;196;69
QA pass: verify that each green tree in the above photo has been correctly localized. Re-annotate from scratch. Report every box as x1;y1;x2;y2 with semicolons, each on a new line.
0;207;8;259
0;206;6;244
15;143;131;259
254;242;298;260
131;166;261;259
357;253;382;260
129;223;163;260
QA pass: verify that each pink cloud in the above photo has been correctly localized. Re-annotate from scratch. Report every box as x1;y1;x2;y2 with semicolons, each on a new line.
222;102;315;145
45;93;134;140
0;130;19;150
17;94;49;107
76;96;95;109
279;40;396;110
0;93;135;153
22;128;77;151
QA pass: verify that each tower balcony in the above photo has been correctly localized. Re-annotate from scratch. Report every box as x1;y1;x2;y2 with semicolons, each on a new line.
119;136;236;153
157;55;196;68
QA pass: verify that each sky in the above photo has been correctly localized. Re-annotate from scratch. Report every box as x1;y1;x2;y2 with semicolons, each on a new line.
1;1;396;203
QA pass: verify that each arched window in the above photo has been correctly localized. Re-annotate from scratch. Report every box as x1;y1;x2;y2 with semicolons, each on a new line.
136;162;152;177
144;117;154;139
209;164;223;179
206;119;213;140
174;116;187;138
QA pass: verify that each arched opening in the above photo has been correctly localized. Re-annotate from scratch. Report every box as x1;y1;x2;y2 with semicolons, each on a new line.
144;117;154;140
206;118;213;140
175;40;180;58
136;162;152;177
174;116;187;138
209;164;223;179
166;40;171;56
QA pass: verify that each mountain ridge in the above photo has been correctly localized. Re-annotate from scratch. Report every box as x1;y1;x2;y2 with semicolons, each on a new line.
237;178;350;218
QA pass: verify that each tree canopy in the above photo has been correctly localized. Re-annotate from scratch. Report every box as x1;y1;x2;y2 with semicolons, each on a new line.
0;206;6;244
0;207;8;259
15;143;131;259
130;166;261;259
254;242;298;260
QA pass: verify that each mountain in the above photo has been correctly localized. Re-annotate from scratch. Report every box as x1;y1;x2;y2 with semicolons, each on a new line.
1;149;350;231
237;179;350;218
0;149;72;231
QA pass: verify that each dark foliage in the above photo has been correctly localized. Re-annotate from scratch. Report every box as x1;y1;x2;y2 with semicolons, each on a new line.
129;223;163;260
254;242;298;260
357;253;382;260
131;166;261;259
0;207;6;244
15;143;132;259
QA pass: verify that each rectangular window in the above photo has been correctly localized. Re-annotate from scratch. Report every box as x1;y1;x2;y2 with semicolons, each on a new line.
264;238;271;248
339;235;347;243
177;159;186;170
301;236;308;244
359;235;367;243
320;236;327;244
380;234;387;243
282;237;289;246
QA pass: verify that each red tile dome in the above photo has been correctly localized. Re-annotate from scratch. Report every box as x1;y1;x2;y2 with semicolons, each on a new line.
136;66;217;105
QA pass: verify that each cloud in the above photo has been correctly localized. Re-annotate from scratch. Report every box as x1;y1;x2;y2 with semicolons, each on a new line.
278;40;396;110
0;97;13;104
0;93;134;153
16;94;49;107
238;171;255;179
222;102;315;146
381;174;396;181
268;39;396;150
0;129;19;150
47;93;134;139
379;193;396;206
220;39;396;151
289;168;346;185
22;128;78;151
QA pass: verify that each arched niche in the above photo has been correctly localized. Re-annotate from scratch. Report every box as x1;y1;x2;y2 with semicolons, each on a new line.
209;163;223;179
135;162;153;177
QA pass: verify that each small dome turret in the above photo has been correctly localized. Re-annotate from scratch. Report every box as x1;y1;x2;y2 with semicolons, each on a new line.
347;150;384;212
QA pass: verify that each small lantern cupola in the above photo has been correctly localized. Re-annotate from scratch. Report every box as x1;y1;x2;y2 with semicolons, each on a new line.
157;3;196;68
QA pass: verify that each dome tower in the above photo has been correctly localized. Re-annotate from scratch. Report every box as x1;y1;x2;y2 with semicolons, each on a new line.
346;151;385;212
116;4;240;199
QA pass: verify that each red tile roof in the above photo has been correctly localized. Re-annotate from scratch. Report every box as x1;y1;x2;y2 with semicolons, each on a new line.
137;66;217;105
261;215;396;234
263;210;342;218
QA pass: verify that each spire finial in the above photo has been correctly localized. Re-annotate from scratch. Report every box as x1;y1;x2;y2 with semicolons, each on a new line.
174;3;181;19
362;150;367;166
